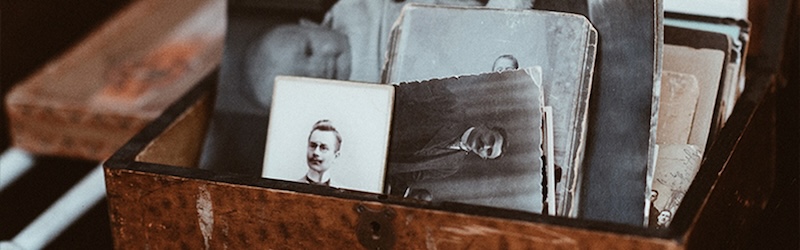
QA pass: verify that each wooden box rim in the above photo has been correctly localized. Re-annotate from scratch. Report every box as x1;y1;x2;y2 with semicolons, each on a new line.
103;66;775;246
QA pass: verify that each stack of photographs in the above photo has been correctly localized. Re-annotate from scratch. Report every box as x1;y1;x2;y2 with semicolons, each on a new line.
383;4;596;216
206;0;758;228
646;0;751;229
263;69;547;213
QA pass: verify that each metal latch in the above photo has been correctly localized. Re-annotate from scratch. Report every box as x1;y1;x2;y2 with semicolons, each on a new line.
355;204;396;250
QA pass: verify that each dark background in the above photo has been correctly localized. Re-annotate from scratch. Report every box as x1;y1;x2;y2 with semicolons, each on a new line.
1;0;797;249
1;1;131;249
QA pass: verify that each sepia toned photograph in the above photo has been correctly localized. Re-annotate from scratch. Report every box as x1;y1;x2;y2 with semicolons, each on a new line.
387;68;545;213
648;144;703;228
261;76;394;193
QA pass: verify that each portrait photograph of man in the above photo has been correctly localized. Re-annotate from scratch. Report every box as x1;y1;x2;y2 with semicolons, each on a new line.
387;68;545;213
301;119;343;186
261;76;394;193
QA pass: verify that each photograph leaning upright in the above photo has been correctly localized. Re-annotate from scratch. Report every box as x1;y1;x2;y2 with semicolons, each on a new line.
387;68;545;213
262;76;394;194
383;4;596;216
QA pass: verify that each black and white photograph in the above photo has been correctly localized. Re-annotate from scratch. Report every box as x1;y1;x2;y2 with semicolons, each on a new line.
532;0;663;225
198;6;338;176
261;76;394;193
200;0;511;176
383;4;596;215
387;68;545;213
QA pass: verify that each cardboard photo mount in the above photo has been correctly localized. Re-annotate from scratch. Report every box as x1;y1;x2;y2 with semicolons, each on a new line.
664;12;751;127
662;44;727;151
262;76;395;194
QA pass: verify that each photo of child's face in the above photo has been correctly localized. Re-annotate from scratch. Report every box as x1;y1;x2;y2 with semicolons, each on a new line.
244;23;351;109
492;55;519;72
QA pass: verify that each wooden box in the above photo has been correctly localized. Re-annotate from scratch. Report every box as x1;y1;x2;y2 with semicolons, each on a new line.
4;0;225;161
103;59;777;248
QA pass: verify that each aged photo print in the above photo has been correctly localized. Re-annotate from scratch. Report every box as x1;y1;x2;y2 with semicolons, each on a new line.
386;68;545;213
383;4;596;215
262;76;394;193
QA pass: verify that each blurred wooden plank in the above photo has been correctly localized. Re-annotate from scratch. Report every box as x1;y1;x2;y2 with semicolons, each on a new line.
5;0;225;161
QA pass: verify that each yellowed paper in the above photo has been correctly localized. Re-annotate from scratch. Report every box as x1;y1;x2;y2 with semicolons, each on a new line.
663;45;725;150
649;144;702;228
657;71;700;144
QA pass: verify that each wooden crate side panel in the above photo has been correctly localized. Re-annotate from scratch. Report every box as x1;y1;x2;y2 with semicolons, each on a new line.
5;0;222;101
4;0;224;160
106;169;363;249
106;169;682;249
392;210;680;250
7;108;144;160
683;82;776;249
106;169;204;249
135;91;213;168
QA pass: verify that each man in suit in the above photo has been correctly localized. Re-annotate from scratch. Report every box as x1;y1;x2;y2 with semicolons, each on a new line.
648;189;660;228
387;82;507;195
300;120;342;186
